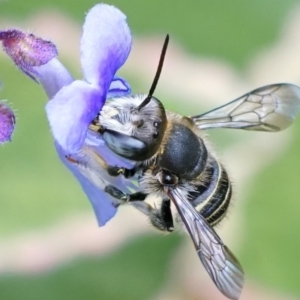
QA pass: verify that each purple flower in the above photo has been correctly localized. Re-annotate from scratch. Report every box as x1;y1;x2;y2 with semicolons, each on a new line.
0;4;136;225
0;99;15;143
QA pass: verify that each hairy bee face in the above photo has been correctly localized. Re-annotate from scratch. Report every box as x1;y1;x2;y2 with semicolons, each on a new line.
98;94;167;160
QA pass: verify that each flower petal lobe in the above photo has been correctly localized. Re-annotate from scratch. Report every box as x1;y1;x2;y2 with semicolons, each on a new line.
46;80;104;153
81;4;132;88
107;76;131;98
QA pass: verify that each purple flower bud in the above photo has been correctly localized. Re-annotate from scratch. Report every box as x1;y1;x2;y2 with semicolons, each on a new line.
0;29;58;81
0;101;15;143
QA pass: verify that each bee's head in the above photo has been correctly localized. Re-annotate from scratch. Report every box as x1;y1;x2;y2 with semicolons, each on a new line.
100;94;167;161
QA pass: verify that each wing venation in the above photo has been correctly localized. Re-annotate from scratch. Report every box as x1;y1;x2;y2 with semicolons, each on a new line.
192;83;300;131
168;189;244;300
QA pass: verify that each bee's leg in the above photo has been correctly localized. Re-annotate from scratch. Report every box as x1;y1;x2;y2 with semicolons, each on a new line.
104;184;147;202
66;148;137;179
131;198;174;232
104;185;174;232
106;165;137;179
151;198;174;232
89;118;103;133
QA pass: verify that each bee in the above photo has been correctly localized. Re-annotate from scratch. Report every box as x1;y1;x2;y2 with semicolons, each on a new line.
81;35;300;300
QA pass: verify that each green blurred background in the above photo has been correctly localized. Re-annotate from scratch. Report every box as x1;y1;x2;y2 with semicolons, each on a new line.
1;0;300;299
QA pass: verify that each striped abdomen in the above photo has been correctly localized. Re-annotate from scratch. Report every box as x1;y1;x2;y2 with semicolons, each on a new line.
191;158;232;226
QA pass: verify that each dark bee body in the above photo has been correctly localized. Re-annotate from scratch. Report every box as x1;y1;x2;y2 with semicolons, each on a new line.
89;94;245;299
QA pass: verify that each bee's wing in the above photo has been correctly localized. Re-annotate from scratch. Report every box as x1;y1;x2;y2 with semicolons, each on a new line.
191;83;300;131
167;189;244;300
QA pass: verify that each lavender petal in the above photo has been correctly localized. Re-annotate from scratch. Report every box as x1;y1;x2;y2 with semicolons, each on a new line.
55;143;118;226
33;58;73;99
107;76;131;98
0;101;15;143
46;80;105;153
55;139;137;226
80;4;132;89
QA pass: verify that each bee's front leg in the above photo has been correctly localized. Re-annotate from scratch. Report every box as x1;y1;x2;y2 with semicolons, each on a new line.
89;116;105;133
106;165;137;179
66;146;137;179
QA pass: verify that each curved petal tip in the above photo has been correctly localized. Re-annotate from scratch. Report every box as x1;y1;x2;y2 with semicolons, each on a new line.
81;4;132;88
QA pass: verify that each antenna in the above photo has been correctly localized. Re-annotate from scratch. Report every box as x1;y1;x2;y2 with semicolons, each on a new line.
136;34;169;110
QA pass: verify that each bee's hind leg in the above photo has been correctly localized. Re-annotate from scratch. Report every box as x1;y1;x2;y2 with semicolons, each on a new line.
105;183;174;232
132;198;174;232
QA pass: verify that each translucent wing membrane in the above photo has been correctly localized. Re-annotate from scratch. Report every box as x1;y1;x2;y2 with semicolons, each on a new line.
192;83;300;131
168;189;244;300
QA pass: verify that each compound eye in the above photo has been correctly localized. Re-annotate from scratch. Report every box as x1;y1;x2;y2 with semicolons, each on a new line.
160;171;178;186
102;129;150;160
